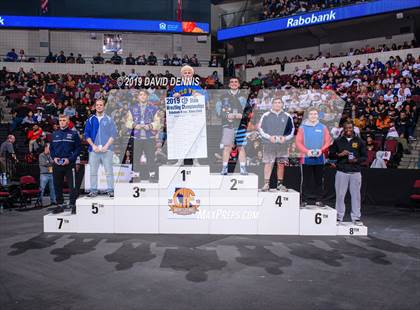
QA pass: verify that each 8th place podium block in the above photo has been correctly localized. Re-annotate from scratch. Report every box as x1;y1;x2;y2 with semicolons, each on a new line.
43;165;367;236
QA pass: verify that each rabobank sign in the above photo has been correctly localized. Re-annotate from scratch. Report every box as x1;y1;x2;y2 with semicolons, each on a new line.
217;0;420;41
286;10;336;28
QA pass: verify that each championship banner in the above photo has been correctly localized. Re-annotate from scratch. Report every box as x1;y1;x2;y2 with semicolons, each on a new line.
84;164;132;190
165;96;207;160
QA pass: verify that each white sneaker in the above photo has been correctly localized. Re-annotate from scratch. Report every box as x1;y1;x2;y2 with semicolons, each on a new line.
192;159;201;167
353;220;363;226
260;183;270;192
276;184;288;192
171;159;183;166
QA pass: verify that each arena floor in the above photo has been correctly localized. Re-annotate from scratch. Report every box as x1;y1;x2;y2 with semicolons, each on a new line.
1;206;419;310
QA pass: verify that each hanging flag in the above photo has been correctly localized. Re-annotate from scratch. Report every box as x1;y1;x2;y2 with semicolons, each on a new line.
177;0;182;21
40;0;48;15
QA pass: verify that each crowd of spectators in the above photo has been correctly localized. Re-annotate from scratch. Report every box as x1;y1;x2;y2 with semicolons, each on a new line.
244;41;417;68
242;52;419;167
261;0;368;20
1;48;419;172
3;48;220;67
0;65;224;168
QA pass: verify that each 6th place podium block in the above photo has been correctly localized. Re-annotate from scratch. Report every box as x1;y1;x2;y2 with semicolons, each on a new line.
44;165;367;236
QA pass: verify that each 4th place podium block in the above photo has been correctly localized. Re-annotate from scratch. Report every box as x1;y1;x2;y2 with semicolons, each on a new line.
43;165;367;236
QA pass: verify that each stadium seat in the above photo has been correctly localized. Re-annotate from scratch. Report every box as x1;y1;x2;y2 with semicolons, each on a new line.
19;175;41;208
384;140;398;153
365;150;376;167
409;180;420;211
0;191;11;210
384;139;402;168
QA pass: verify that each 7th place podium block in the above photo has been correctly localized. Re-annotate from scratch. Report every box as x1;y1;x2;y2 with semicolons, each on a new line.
43;165;367;236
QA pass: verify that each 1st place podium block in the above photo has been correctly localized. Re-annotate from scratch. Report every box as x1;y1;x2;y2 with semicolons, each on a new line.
158;165;210;234
158;165;210;189
299;205;337;235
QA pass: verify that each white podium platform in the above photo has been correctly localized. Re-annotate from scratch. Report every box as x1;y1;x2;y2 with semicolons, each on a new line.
299;205;337;235
337;222;368;236
44;211;78;233
115;182;160;205
115;198;159;234
210;174;258;206
115;182;160;233
77;197;114;233
257;190;300;235
43;165;367;236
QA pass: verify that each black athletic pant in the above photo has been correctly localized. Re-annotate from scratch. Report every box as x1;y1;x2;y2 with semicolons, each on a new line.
53;163;77;206
133;139;156;178
302;164;324;204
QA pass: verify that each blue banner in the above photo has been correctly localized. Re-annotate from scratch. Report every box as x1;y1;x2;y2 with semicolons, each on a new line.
0;15;209;34
217;0;420;41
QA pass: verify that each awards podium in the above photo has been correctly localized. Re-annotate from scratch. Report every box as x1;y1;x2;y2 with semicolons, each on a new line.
44;165;367;236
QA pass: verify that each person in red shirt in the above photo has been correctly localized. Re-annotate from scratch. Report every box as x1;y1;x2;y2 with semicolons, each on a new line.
386;65;400;78
27;124;43;153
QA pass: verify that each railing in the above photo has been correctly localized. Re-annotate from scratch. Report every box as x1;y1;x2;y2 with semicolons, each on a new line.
244;47;420;81
0;55;216;68
0;61;224;83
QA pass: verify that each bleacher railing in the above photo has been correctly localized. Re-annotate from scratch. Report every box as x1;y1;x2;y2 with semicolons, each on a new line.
0;61;224;83
244;47;420;81
0;56;215;68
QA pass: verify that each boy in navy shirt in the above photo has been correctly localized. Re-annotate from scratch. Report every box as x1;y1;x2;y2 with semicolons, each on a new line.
50;114;81;214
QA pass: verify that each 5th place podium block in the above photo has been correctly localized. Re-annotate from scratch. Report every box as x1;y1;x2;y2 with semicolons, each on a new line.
44;165;368;236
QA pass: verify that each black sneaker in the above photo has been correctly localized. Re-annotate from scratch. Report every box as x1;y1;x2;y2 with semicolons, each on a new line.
70;205;76;215
87;191;98;198
337;218;342;225
35;198;43;208
107;191;114;198
52;205;64;214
